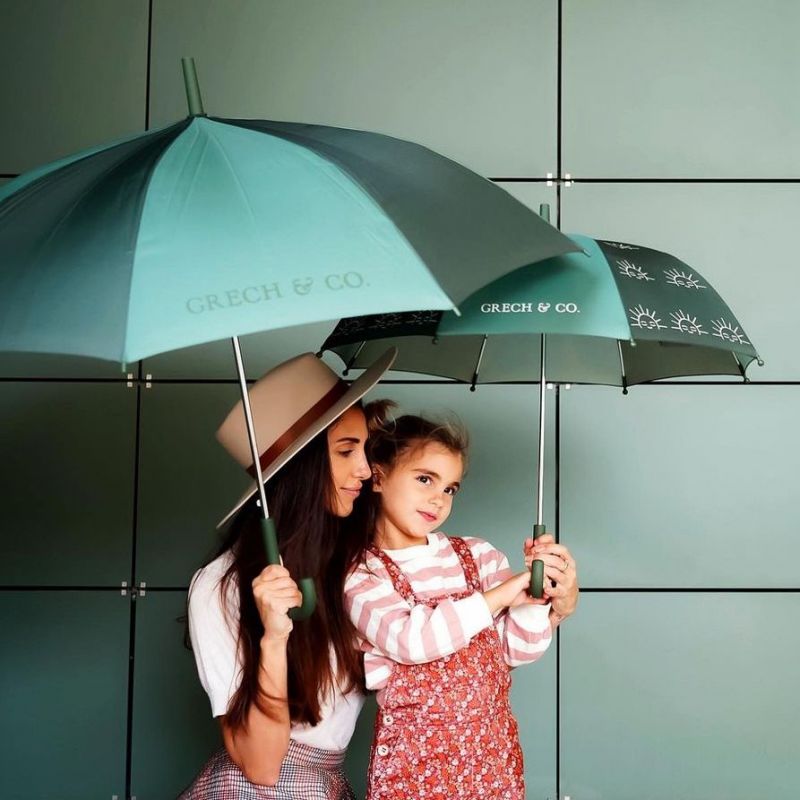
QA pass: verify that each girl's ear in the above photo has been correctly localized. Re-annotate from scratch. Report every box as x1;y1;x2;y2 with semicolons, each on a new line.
371;465;385;493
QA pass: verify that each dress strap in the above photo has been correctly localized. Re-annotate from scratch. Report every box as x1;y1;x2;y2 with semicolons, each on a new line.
448;536;481;591
367;546;417;603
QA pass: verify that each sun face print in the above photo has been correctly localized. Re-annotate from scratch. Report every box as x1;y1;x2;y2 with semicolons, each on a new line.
629;304;667;330
616;259;655;281
664;268;707;289
670;310;708;336
711;318;750;345
601;241;640;251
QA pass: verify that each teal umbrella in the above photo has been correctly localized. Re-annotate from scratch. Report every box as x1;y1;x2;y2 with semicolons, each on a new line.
0;62;578;618
0;65;576;365
323;220;762;597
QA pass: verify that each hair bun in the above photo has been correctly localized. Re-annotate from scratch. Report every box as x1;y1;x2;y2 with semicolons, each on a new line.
364;399;397;434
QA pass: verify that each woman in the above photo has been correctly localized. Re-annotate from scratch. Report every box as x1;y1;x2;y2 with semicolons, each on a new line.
180;348;396;800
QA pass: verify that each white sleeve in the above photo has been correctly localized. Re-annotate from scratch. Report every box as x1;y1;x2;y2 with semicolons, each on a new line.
187;564;242;718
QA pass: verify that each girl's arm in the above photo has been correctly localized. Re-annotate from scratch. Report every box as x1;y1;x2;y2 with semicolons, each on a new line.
188;564;300;786
344;554;531;669
467;537;554;667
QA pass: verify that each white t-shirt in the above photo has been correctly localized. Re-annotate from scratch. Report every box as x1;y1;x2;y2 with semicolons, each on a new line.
188;551;365;751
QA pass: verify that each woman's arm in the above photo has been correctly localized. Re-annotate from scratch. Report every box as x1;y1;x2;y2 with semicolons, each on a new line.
526;534;580;629
220;636;290;786
189;563;301;786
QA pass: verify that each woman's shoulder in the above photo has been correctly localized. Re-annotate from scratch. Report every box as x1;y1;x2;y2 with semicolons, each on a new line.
189;551;237;607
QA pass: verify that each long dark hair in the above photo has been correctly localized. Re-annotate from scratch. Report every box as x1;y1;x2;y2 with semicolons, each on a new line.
198;421;368;730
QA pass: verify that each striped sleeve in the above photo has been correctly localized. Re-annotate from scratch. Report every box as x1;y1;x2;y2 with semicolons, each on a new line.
466;536;553;667
344;552;494;686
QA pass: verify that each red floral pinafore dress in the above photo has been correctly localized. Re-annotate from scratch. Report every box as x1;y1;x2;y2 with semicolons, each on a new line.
365;536;525;800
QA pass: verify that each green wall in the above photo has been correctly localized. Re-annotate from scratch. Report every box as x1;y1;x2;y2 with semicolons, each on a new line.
1;1;798;798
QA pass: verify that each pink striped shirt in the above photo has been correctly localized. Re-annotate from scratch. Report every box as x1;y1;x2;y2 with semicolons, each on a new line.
344;532;552;701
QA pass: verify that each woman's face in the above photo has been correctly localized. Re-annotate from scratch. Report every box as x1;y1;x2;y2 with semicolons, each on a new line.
327;406;371;516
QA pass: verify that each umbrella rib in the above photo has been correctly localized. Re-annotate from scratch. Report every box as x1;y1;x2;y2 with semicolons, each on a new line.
201;122;263;243
470;335;488;391
617;340;629;394
122;124;195;362
343;341;367;376
731;351;747;381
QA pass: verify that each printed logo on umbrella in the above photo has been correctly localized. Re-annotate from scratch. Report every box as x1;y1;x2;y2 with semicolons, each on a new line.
616;259;655;281
479;302;580;314
711;318;750;345
629;304;667;330
670;310;708;335
601;241;640;251
664;269;707;289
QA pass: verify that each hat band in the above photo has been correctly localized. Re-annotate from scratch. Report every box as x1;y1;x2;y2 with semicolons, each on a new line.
246;379;351;480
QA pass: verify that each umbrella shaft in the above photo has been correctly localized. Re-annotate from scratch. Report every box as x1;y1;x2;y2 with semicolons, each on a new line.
231;336;270;519
536;335;546;526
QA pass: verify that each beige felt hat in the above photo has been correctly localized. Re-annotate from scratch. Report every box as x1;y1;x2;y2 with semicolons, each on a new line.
216;347;397;528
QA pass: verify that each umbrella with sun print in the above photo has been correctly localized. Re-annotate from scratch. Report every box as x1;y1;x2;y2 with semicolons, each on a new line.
322;231;762;596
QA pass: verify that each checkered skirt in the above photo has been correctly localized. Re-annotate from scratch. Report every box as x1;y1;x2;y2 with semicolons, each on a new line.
178;739;356;800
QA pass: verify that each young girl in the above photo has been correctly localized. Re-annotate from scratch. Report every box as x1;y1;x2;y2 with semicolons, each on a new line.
344;411;570;799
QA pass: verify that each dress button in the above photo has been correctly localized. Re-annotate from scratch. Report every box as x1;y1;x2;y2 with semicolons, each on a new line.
383;714;394;725
377;744;390;756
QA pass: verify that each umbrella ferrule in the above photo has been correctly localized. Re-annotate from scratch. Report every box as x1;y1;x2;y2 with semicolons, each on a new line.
181;57;206;117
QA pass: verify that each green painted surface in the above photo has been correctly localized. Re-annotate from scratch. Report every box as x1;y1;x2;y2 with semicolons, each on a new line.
150;0;558;177
131;591;222;799
0;591;129;799
563;0;800;178
0;0;148;173
136;383;246;586
561;385;800;588
561;593;800;799
0;383;136;585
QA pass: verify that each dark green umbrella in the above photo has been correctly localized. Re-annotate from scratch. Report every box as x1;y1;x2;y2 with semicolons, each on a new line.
322;225;762;597
0;61;579;618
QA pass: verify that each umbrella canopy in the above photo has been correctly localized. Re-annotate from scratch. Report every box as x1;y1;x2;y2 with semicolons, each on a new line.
322;233;762;597
323;234;761;388
0;59;578;617
0;117;577;365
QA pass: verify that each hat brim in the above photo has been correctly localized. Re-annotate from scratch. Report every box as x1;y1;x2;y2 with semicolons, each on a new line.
216;346;397;528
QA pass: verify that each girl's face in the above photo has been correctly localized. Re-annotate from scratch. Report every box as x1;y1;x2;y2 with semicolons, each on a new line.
327;406;371;517
373;441;463;545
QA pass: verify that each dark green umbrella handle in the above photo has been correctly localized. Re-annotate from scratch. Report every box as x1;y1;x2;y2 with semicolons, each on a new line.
261;518;317;621
529;523;547;599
